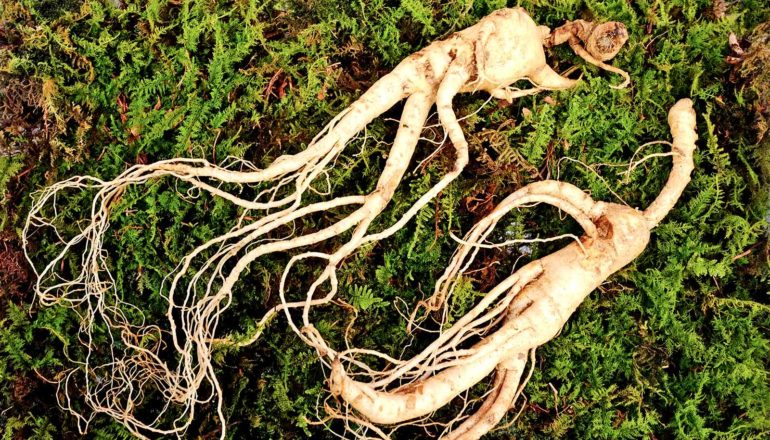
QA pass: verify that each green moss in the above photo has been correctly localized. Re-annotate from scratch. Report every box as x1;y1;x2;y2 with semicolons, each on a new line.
1;0;768;438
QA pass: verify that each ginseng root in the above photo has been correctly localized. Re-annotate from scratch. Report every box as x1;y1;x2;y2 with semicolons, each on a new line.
329;99;698;438
23;8;630;439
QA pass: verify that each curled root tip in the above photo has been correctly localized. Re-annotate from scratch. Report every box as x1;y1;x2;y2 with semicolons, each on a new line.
610;75;631;89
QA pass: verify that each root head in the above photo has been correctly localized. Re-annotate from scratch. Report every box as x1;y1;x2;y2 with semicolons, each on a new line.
544;19;631;88
586;22;629;61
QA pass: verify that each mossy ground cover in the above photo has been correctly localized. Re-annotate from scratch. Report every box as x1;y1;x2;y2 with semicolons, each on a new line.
1;0;769;438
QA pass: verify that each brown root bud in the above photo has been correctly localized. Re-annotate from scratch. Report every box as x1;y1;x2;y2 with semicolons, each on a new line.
586;21;629;61
544;19;630;88
544;19;628;61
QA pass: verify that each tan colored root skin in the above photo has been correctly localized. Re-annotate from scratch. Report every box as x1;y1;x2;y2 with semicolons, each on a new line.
330;99;698;435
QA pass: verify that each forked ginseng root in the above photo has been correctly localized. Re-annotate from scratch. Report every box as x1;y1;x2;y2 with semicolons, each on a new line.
329;99;698;439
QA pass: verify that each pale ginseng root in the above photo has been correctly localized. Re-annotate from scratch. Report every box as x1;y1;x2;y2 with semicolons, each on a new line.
22;7;630;440
330;99;698;439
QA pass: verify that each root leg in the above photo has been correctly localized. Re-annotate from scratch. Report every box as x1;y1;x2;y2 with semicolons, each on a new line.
446;353;527;440
528;65;577;90
361;58;471;244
